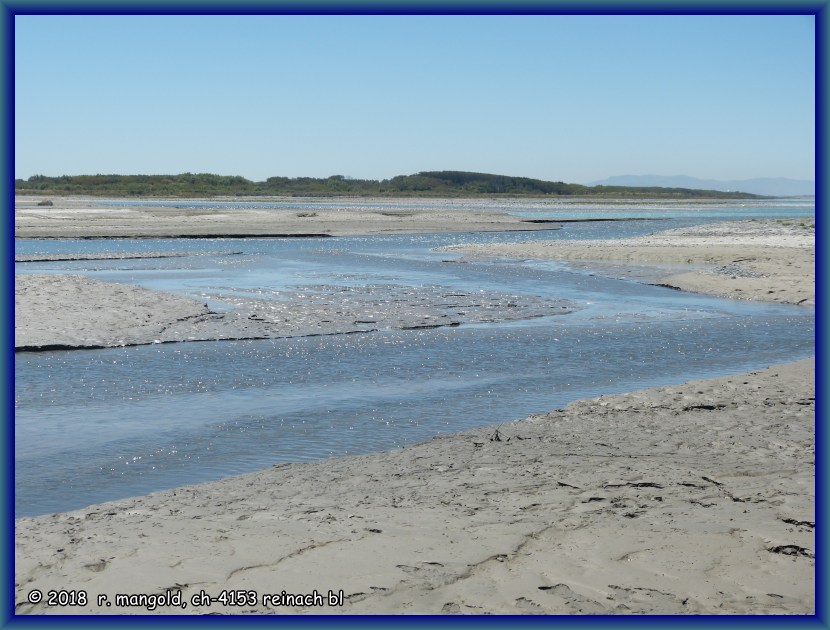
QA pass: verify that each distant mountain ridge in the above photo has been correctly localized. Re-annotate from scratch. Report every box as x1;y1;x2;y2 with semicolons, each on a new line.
587;175;814;197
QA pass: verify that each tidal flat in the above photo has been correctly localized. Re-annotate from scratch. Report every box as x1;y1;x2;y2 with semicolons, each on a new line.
14;197;815;614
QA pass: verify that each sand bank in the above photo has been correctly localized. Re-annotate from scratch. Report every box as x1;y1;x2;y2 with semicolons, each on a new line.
15;196;561;238
14;251;241;263
15;274;575;351
15;275;213;351
443;220;815;305
15;359;814;615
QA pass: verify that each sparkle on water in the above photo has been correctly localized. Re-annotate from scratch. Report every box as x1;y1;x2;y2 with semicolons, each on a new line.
15;200;815;517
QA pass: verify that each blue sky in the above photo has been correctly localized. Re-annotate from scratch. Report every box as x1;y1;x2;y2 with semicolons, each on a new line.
14;14;815;183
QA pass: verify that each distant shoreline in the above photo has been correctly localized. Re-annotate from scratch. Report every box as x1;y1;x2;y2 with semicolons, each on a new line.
14;170;764;199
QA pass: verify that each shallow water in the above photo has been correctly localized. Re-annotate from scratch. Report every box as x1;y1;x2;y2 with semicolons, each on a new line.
14;209;815;517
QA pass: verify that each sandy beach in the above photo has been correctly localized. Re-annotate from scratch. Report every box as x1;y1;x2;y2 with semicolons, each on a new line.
14;212;815;615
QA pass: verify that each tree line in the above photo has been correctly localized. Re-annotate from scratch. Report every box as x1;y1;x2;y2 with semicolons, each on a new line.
14;171;759;199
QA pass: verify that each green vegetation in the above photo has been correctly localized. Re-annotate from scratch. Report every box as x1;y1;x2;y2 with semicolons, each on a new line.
14;171;761;199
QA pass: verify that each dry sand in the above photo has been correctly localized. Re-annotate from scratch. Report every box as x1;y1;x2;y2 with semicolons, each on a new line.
444;219;815;305
15;360;814;615
15;196;561;238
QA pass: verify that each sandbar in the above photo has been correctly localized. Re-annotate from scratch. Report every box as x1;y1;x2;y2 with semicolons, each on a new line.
443;219;814;305
15;274;576;351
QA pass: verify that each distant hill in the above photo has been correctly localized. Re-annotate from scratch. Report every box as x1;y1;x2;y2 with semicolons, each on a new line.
15;171;759;199
587;175;814;197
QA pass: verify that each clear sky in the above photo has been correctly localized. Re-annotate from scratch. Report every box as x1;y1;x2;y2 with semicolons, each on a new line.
14;14;815;184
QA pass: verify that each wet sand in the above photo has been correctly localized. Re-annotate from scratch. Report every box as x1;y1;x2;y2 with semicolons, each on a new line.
15;274;575;351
